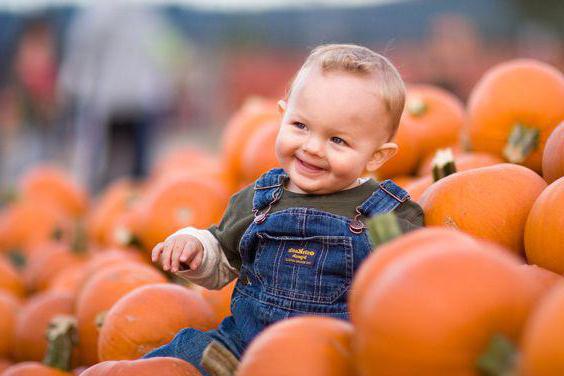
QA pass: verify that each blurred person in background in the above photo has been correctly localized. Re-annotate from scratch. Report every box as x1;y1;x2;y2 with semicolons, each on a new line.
0;16;59;188
58;1;188;193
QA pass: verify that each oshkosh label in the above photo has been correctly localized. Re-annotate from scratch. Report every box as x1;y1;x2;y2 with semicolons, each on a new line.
283;247;318;268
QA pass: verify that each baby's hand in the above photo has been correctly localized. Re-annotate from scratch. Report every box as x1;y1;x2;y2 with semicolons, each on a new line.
151;234;204;273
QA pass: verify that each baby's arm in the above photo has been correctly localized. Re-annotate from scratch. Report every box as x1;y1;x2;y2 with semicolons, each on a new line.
152;227;239;290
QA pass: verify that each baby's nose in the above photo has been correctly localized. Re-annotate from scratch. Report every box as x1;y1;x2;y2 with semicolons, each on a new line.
302;137;324;156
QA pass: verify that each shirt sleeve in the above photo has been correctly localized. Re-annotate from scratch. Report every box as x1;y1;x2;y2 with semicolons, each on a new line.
169;227;239;290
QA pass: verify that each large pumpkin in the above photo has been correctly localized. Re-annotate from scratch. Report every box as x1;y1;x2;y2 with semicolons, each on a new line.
240;121;280;184
376;117;421;178
19;165;88;218
349;227;480;320
353;245;538;375
0;291;21;359
467;59;564;173
524;177;564;273
542;121;564;184
80;357;201;376
98;283;215;360
135;175;230;250
1;362;71;376
221;97;280;186
237;316;354;376
14;292;75;362
417;151;503;177
75;263;167;365
419;163;546;255
520;282;564;375
87;179;139;247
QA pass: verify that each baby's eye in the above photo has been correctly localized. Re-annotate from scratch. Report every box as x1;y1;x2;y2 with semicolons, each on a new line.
293;122;306;130
331;136;347;146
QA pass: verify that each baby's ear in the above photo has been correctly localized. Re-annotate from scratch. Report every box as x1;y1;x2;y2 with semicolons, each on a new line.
366;143;398;172
277;100;287;115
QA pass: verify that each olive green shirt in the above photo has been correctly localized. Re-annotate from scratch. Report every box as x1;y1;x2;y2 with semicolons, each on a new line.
208;179;424;270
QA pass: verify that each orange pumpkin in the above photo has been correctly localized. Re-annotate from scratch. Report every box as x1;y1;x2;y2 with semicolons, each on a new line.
376;117;421;178
0;291;21;359
524;177;564;273
87;179;139;247
135;175;230;251
240;121;280;184
0;256;25;297
349;227;480;321
353;245;538;375
238;316;354;376
75;263;167;365
19;165;88;218
542;121;564;184
23;242;87;293
467;59;564;173
0;200;70;254
520;282;564;375
519;264;562;301
80;357;201;376
46;266;87;299
98;283;215;360
221;97;280;185
14;292;75;362
419;163;546;255
403;175;433;202
1;362;71;376
0;359;14;373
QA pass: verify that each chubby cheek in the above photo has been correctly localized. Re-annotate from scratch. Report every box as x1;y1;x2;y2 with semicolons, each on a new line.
274;130;299;164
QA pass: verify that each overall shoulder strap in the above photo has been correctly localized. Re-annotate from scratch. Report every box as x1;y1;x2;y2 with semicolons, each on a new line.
252;168;288;212
357;179;411;218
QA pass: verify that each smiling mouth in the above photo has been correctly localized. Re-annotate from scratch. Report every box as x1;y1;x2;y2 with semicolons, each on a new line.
296;157;325;173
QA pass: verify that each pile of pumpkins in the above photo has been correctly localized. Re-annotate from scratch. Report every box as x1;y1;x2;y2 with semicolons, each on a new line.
0;57;562;375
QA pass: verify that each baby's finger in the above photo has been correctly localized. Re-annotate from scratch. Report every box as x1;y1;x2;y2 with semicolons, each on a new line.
190;249;204;271
170;240;186;272
160;240;176;271
151;242;164;263
179;244;197;270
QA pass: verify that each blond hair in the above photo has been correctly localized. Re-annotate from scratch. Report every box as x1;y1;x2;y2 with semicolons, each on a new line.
287;44;405;139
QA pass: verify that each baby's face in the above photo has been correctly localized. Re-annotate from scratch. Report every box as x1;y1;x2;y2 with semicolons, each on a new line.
275;67;395;194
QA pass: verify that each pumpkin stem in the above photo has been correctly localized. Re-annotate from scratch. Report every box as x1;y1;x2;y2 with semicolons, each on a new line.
201;340;239;376
406;97;428;117
431;148;457;182
71;221;88;254
503;124;539;164
43;315;78;371
366;213;403;248
7;249;26;270
476;334;518;376
95;310;108;332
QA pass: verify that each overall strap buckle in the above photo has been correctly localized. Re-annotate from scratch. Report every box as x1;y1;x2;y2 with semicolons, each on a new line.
348;206;365;234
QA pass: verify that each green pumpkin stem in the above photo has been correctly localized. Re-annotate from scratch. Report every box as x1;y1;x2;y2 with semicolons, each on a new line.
503;124;539;164
406;97;428;117
43;315;78;371
201;340;239;376
366;213;403;248
476;334;518;376
431;148;457;182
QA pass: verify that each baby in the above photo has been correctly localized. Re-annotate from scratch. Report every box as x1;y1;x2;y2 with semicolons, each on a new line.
145;44;424;373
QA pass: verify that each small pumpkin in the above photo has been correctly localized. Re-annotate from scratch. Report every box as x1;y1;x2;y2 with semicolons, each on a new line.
238;316;354;376
524;177;564;273
0;256;25;297
75;263;167;365
542;121;564;184
466;59;564;173
98;283;215;361
240;121;280;185
19;165;88;218
419;163;546;255
14;292;75;362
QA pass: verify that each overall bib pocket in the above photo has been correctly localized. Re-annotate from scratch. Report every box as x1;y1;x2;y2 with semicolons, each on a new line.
254;232;353;304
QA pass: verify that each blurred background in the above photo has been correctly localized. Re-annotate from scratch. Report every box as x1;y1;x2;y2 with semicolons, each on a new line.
0;0;562;193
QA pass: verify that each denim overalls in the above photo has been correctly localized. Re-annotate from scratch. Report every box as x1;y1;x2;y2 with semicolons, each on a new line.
144;168;409;374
